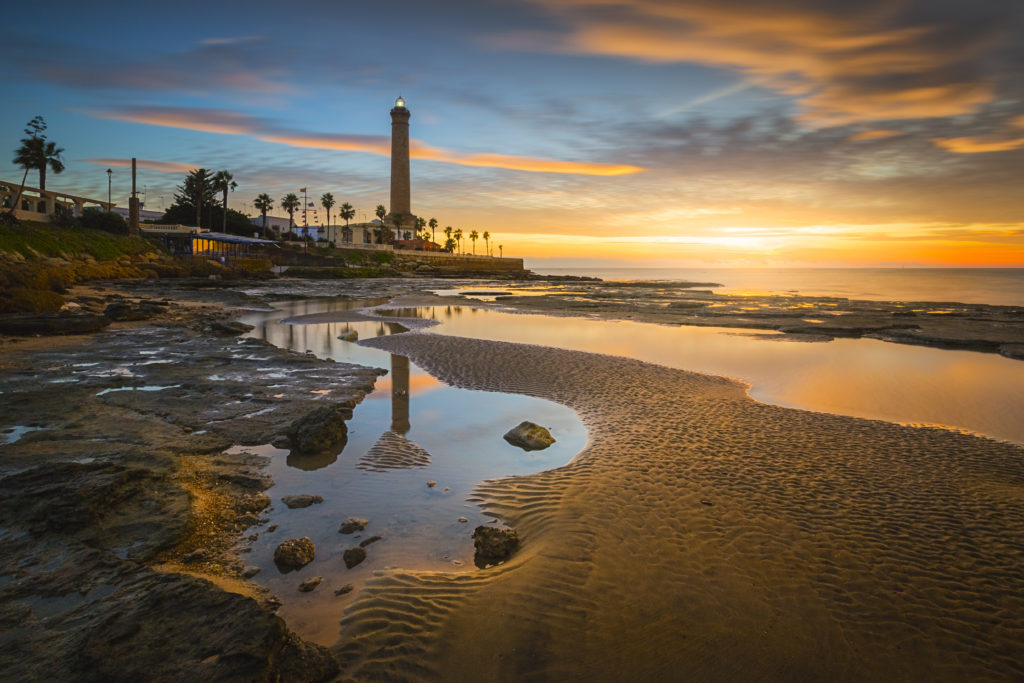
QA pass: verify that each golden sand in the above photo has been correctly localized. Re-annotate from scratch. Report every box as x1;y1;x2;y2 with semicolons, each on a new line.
337;331;1024;681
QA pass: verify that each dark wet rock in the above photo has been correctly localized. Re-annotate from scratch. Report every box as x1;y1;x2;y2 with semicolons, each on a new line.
1000;343;1024;361
427;480;437;488
271;435;291;449
281;494;324;509
343;546;367;569
103;301;164;322
218;472;273;490
242;566;261;578
273;537;315;571
667;301;709;309
337;329;359;342
503;421;556;451
298;576;323;592
209;320;255;336
339;517;368;534
287;404;353;455
237;493;271;514
334;584;355;596
0;312;111;336
267;524;278;533
458;517;468;523
473;526;520;566
359;535;382;548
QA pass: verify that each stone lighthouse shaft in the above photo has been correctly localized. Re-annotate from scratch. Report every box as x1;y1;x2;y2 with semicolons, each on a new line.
389;96;412;224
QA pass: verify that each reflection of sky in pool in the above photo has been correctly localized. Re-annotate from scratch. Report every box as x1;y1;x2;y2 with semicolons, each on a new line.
235;300;588;646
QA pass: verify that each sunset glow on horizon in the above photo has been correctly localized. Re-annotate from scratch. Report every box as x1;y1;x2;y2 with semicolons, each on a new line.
3;0;1022;266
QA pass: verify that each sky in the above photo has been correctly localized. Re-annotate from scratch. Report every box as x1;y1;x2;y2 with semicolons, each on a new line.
3;0;1023;267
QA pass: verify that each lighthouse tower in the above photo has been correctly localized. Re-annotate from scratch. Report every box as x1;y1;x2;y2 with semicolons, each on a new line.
388;96;414;230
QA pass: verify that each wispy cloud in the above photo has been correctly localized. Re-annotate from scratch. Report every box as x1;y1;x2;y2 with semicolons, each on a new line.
848;129;905;142
508;0;1017;126
82;158;196;174
90;106;645;176
931;115;1024;154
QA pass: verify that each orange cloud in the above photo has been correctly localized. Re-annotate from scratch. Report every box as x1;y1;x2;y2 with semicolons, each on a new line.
93;107;643;176
931;115;1024;154
518;0;1001;126
848;129;905;142
83;158;196;174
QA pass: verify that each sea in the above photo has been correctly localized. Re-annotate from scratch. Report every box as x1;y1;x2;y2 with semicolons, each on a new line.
526;266;1024;307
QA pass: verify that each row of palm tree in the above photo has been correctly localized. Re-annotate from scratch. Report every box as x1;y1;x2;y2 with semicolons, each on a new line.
248;191;505;256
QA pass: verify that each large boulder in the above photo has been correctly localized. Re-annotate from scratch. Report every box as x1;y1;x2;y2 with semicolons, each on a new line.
287;403;354;455
472;526;520;566
273;537;315;571
502;421;556;451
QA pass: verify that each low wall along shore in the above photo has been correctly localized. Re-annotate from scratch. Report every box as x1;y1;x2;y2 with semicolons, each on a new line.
394;250;524;272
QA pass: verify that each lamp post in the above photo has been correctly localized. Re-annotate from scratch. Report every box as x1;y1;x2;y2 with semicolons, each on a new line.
106;168;112;209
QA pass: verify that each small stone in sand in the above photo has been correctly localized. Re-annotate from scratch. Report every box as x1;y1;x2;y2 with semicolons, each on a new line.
339;517;368;534
427;480;437;488
273;537;315;571
241;566;261;578
700;499;714;506
335;584;354;596
359;535;382;548
281;494;324;509
458;517;468;523
343;547;367;569
503;421;556;451
298;576;322;592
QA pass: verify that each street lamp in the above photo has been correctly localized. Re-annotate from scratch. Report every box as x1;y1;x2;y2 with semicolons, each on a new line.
106;169;112;209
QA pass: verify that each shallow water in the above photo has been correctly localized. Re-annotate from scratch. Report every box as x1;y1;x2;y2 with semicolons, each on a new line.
383;304;1024;445
235;300;587;645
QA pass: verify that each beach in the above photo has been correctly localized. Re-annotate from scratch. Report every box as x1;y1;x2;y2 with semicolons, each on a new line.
2;276;1024;681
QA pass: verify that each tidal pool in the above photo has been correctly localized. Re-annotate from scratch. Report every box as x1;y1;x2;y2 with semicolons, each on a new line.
235;300;588;645
381;304;1024;445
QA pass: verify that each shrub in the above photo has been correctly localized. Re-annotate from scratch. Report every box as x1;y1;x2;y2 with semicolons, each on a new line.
79;208;128;235
372;251;394;265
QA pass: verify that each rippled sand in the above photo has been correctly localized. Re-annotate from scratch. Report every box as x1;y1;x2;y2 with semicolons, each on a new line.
339;330;1024;681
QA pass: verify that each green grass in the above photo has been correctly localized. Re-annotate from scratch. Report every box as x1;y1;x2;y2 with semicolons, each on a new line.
0;220;153;261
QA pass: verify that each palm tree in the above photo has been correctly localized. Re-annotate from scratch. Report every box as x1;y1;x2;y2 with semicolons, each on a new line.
374;204;387;243
469;230;479;254
281;193;300;230
320;192;335;234
483;231;491;256
9;116;65;222
213;170;236;232
339;202;355;243
253;193;273;236
454;228;463;254
444;226;453;252
428;217;438;244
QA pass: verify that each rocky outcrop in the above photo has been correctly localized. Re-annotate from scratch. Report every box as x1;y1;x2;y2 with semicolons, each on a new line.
287;402;355;455
273;538;316;571
103;301;165;322
472;526;520;566
503;421;556;451
0;312;111;336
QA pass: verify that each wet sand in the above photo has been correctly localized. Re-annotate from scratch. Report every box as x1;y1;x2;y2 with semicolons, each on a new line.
341;329;1024;681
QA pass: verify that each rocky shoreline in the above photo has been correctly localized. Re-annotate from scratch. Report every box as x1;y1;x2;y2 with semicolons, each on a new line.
0;283;386;681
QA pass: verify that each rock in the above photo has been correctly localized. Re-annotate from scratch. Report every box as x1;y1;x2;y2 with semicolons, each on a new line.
0;313;111;336
472;526;520;565
343;546;367;569
334;584;355;596
458;517;468;523
339;517;368;534
209;320;255;336
502;421;556;451
241;566;261;578
267;524;278;533
281;494;324;509
103;302;164;322
287;404;352;455
337;329;359;342
270;435;291;449
1000;343;1024;361
427;480;437;488
358;535;382;548
273;537;315;571
298;576;322;592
